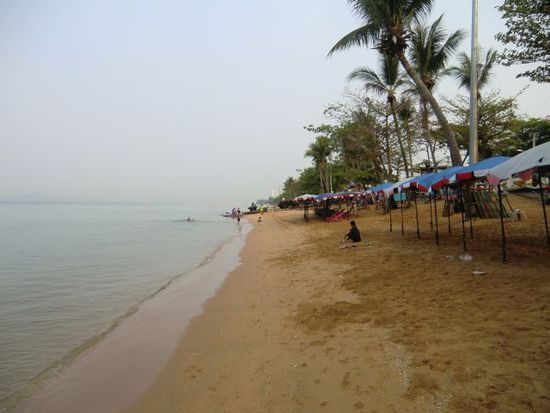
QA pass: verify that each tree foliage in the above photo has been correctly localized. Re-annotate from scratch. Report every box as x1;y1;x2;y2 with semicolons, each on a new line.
495;0;550;83
446;91;518;159
328;0;464;165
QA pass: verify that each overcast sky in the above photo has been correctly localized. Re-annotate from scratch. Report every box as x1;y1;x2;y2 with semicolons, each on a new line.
1;0;549;205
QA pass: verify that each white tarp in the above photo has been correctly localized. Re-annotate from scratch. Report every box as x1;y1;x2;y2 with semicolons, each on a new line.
383;176;417;195
294;193;317;201
487;142;550;184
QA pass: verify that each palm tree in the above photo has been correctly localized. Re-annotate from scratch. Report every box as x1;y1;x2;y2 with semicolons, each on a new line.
448;48;497;99
348;55;411;177
329;0;463;166
397;98;416;170
304;136;332;193
409;15;466;167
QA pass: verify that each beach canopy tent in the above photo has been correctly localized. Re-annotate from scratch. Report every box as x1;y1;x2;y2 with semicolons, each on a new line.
487;142;550;259
404;167;464;192
487;142;550;184
315;191;355;202
383;176;418;195
294;194;317;202
402;172;437;192
365;182;393;194
450;156;510;183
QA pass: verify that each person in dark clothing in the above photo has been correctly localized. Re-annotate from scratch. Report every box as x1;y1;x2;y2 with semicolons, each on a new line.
345;220;361;243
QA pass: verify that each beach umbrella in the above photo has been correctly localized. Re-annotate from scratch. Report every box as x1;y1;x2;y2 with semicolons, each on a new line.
487;142;550;184
487;142;550;258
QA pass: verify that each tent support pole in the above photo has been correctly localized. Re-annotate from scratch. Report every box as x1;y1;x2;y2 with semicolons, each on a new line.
466;183;474;239
429;192;434;232
498;183;507;263
459;183;467;252
445;186;452;233
434;190;440;246
388;194;393;232
414;188;420;239
538;175;550;251
400;191;404;235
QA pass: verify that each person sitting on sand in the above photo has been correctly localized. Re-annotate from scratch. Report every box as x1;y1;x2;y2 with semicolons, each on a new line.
345;220;361;243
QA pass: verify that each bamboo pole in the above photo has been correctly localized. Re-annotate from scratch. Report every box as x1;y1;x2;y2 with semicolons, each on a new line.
538;175;550;251
466;183;474;239
388;194;393;232
459;183;467;252
400;190;404;235
445;186;452;233
434;190;440;246
429;192;434;232
414;188;420;239
498;183;507;263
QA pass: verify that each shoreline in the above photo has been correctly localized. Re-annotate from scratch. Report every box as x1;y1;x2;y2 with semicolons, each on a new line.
11;221;252;413
125;198;549;412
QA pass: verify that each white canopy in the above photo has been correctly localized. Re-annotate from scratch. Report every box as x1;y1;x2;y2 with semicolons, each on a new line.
487;142;550;184
383;176;417;195
294;193;317;201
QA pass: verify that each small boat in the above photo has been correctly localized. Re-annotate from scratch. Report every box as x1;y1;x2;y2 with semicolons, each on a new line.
221;212;233;218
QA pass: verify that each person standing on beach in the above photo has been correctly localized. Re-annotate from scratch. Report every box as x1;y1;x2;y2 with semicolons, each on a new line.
236;209;241;223
345;220;361;243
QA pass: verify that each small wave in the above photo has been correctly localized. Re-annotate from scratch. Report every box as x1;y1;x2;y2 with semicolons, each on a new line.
0;228;246;413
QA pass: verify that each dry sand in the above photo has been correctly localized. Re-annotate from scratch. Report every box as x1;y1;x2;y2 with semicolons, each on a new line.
124;194;550;413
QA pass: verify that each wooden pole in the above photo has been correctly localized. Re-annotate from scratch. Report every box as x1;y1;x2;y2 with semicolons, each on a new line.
498;183;507;263
459;183;467;252
400;191;404;235
466;183;474;239
434;190;440;246
414;188;420;239
538;175;550;251
445;186;452;233
429;192;434;232
388;194;393;232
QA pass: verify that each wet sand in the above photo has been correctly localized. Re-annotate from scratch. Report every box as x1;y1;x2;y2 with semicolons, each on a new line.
125;195;550;413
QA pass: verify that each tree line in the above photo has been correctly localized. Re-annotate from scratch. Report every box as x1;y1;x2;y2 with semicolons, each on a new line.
274;0;549;202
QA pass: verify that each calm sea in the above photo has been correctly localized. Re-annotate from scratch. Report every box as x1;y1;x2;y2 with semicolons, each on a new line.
0;202;239;411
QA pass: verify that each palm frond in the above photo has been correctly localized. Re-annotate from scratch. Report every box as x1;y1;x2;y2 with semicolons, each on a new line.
328;24;378;57
348;66;388;96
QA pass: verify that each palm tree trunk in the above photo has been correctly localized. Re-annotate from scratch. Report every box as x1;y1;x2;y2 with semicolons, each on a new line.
422;99;437;168
403;118;414;172
319;167;326;193
384;115;393;179
397;51;462;166
389;100;410;177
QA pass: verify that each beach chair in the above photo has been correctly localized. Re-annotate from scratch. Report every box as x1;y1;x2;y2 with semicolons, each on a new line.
326;209;350;222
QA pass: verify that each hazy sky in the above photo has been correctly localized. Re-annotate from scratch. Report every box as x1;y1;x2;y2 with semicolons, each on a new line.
1;0;549;205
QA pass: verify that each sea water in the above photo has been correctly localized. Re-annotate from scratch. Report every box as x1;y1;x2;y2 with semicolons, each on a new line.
0;203;241;412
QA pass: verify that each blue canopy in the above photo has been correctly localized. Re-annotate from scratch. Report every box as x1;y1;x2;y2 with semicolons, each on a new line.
367;182;393;193
408;156;511;191
451;156;510;183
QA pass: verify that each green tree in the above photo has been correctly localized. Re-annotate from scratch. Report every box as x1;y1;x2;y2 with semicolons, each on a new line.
280;177;302;200
297;167;323;194
329;0;463;165
304;135;333;193
502;117;550;155
495;0;550;83
409;15;466;167
331;106;386;183
446;91;518;159
348;55;411;177
397;98;417;170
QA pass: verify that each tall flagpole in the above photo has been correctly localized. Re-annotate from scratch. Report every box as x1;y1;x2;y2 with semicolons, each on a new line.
469;0;479;165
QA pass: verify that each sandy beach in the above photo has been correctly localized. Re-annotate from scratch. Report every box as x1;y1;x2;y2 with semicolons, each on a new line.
125;194;550;413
